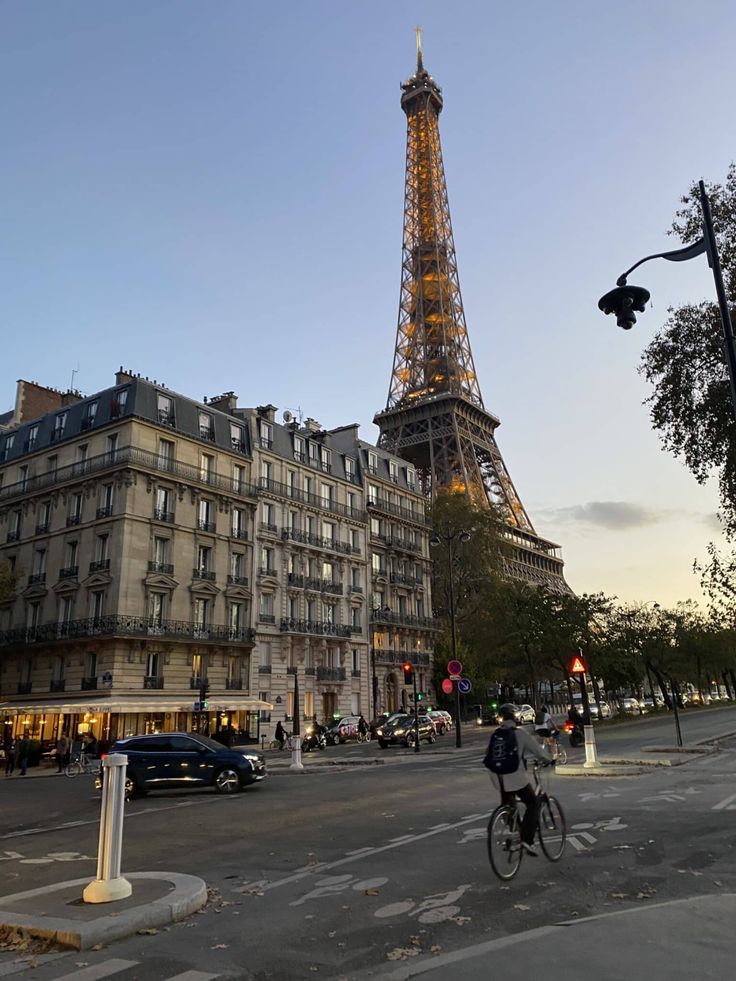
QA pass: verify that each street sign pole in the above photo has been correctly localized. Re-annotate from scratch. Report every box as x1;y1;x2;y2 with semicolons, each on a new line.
413;671;420;753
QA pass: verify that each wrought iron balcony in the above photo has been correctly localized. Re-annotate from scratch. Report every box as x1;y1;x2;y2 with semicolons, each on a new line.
258;567;276;578
148;561;174;575
287;572;306;588
370;610;436;630
259;613;276;623
81;676;98;690
259;476;365;522
350;625;363;635
227;574;248;587
154;508;175;523
89;559;110;573
193;568;216;581
316;666;347;682
281;528;354;556
35;523;49;535
6;530;20;542
143;675;164;689
197;520;216;533
225;677;243;690
28;573;46;585
351;669;361;677
66;515;81;527
259;522;278;534
371;648;431;667
286;666;296;675
17;681;31;694
366;496;429;526
305;666;315;676
59;566;79;579
390;572;423;586
158;410;175;427
190;675;208;689
385;535;422;554
279;618;351;638
231;527;248;540
350;584;363;593
258;664;272;673
96;505;114;519
199;426;215;442
50;679;66;692
0;616;256;649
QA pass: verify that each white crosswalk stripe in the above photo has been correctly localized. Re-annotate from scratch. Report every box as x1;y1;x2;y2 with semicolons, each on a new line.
8;959;222;981
54;961;139;981
713;792;736;810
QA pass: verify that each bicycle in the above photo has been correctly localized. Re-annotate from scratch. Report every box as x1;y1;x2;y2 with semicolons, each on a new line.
357;730;372;743
487;762;566;880
65;750;98;777
538;730;566;765
268;734;291;751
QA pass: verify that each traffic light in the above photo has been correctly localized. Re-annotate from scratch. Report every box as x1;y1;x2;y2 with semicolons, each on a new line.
402;662;414;686
200;679;210;709
416;692;423;702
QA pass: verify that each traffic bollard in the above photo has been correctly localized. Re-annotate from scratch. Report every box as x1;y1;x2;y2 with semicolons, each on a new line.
83;753;132;903
582;724;601;769
290;733;304;770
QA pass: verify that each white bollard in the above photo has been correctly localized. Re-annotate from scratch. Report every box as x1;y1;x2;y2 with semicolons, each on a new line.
582;724;601;769
290;733;304;770
83;753;132;903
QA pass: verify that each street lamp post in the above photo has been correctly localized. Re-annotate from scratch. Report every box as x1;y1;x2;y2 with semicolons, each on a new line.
370;606;390;721
599;180;736;423
430;528;470;749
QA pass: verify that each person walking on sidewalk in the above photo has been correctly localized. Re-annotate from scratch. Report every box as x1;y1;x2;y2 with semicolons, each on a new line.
55;732;70;773
274;721;286;751
16;734;30;777
4;737;16;777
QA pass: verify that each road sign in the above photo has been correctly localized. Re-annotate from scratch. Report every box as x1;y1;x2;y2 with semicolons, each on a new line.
449;672;461;682
570;654;586;674
193;701;201;712
447;659;463;677
441;678;454;695
458;678;472;694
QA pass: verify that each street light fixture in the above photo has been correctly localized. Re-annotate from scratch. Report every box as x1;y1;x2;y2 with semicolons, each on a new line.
429;528;470;748
370;605;391;721
598;180;736;422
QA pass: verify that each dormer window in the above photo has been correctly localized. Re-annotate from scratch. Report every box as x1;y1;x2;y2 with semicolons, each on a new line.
230;422;245;453
51;412;67;442
81;401;98;431
345;457;355;482
26;426;38;452
1;433;15;461
406;467;416;489
389;460;399;484
309;441;319;465
368;451;378;475
293;435;306;462
259;421;273;450
158;394;174;427
320;447;331;474
111;388;128;417
199;411;214;441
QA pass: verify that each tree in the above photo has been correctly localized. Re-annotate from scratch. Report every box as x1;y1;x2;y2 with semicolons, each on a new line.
0;560;18;605
639;166;736;537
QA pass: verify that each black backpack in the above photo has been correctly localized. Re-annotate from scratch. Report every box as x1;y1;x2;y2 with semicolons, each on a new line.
483;727;519;775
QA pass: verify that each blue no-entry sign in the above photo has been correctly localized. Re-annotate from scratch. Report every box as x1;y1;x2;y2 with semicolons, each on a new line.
458;678;472;694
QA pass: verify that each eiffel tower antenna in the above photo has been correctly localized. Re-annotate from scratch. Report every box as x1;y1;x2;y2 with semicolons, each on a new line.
374;38;568;590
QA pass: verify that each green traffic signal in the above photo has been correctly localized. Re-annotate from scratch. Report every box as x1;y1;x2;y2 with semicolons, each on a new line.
417;692;423;701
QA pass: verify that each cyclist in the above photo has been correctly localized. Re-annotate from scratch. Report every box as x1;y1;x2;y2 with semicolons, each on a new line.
533;704;560;757
487;703;553;856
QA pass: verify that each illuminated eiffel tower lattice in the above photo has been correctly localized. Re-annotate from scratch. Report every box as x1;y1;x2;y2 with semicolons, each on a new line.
374;35;568;590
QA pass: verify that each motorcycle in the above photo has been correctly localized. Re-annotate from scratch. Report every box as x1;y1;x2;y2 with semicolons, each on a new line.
301;728;327;752
562;720;584;747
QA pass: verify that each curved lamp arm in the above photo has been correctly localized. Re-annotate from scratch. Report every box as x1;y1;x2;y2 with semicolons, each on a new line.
617;238;706;287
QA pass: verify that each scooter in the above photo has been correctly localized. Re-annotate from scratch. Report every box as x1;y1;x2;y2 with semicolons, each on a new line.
301;729;327;752
562;720;585;747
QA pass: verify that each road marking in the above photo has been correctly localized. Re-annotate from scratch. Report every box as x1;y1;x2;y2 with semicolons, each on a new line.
54;959;139;981
566;831;596;851
639;793;686;803
713;792;736;810
166;972;221;981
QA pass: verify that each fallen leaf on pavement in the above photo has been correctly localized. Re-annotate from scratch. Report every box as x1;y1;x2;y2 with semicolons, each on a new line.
610;893;627;900
431;945;442;955
210;944;228;949
365;888;380;896
513;904;530;911
328;931;336;938
137;928;159;936
387;947;421;961
450;916;471;925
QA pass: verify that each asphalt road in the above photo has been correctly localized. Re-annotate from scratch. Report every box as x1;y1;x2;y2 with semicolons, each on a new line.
1;707;735;980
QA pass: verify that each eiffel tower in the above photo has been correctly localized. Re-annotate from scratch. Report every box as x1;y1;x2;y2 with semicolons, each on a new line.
374;35;568;591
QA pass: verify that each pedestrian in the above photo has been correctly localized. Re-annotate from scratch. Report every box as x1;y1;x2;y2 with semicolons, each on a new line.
4;737;16;777
55;732;69;773
83;731;98;759
274;720;286;750
16;734;30;777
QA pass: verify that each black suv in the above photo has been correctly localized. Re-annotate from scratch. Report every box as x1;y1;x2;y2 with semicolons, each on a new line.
375;713;436;748
96;732;266;798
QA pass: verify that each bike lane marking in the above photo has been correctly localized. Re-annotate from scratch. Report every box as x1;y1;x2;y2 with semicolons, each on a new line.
713;792;736;810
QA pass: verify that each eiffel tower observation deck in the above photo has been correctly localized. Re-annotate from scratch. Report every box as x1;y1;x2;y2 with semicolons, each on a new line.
374;34;568;591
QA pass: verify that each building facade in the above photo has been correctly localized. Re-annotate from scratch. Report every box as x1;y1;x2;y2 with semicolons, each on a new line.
0;372;435;748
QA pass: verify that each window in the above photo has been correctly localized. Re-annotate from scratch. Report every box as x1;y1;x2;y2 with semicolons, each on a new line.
345;457;355;482
260;546;274;573
26;600;42;630
106;433;118;462
200;453;214;483
351;567;361;589
96;534;109;562
155;487;173;521
293;435;305;462
0;433;14;461
199;411;214;442
52;412;67;442
323;604;335;624
198;499;214;531
158;393;174;426
320;447;331;473
372;553;383;574
286;470;297;497
368;483;379;505
352;648;360;672
82;400;98;430
32;548;46;578
69;493;83;524
350;528;360;550
351;607;361;629
90;590;105;620
99;484;114;517
232;464;246;493
231;423;245;453
229;603;243;633
18;465;28;491
27;425;39;451
308;441;319;466
8;509;21;540
289;595;299;618
368;451;378;475
322;560;334;582
65;540;78;568
307;599;316;621
289;510;299;532
197;545;212;574
111;388;128;416
159;439;175;469
59;596;73;625
320;482;333;507
231;507;246;539
389;460;399;483
153;537;168;567
47;454;58;475
259;689;271;721
259;420;273;449
347;491;358;513
148;592;165;624
304;475;313;499
227;654;242;683
259;593;274;618
406;467;416;489
194;598;210;630
260;641;272;666
260;459;273;485
35;501;50;534
146;651;160;677
370;516;381;537
192;652;206;683
52;655;66;683
230;552;244;579
321;520;335;542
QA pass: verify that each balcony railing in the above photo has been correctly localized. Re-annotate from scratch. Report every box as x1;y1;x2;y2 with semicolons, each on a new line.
89;559;110;573
286;665;296;675
259;522;278;534
287;573;305;588
50;679;66;692
390;573;423;586
81;676;98;690
259;476;365;522
370;611;436;630
6;530;20;543
227;574;248;587
259;613;276;623
279;618;351;638
281;528;355;556
17;681;31;694
0;616;256;649
258;664;272;673
96;505;114;519
231;527;248;540
193;569;216;581
385;535;422;554
148;561;174;575
143;675;164;689
35;523;49;535
316;666;347;682
371;649;431;667
258;567;276;578
350;584;363;594
366;496;429;526
66;515;81;527
197;520;216;533
190;675;208;690
28;573;46;585
225;677;243;690
59;566;79;580
351;669;361;677
154;508;175;523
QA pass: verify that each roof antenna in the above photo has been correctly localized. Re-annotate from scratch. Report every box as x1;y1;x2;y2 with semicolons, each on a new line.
70;363;80;392
415;25;423;72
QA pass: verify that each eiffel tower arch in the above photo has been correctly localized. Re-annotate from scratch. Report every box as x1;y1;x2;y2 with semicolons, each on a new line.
374;38;568;592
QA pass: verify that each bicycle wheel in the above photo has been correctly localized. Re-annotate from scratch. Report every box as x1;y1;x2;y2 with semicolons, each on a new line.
538;795;566;861
487;805;522;880
555;743;567;765
65;761;82;778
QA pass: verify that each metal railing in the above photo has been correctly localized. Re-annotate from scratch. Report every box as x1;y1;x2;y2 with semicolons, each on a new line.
367;496;429;526
148;561;174;575
143;676;164;689
316;666;347;682
81;676;98;690
89;559;110;573
370;611;436;629
281;528;356;556
227;574;249;587
258;476;365;522
279;618;351;638
0;616;256;648
59;566;79;579
192;568;216;581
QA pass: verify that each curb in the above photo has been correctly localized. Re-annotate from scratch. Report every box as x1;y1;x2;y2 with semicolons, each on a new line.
0;871;207;950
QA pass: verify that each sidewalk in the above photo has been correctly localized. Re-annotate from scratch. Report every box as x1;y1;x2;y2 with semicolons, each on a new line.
356;893;736;980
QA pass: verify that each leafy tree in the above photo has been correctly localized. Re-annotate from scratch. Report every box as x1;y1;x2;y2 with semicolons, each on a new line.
0;560;18;605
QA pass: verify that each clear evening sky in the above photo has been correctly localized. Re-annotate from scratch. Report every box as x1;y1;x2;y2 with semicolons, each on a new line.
2;1;733;606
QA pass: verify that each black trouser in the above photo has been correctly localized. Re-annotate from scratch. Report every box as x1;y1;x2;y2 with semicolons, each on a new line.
501;783;539;845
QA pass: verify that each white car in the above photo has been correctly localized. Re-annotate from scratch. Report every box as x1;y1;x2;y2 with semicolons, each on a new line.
621;697;645;714
426;710;453;734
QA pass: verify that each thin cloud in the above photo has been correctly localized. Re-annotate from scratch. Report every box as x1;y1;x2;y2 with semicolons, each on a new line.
540;501;659;531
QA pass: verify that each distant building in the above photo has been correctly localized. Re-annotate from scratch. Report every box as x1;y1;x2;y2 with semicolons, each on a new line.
0;370;435;747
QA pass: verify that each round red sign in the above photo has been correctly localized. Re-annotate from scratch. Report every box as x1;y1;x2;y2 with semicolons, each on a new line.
441;678;454;695
447;659;463;677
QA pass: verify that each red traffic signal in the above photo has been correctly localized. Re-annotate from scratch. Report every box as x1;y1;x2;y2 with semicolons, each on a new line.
402;662;414;686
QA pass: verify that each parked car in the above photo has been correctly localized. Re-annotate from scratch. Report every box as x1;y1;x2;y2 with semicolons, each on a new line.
325;716;365;744
568;695;612;720
516;704;536;725
621;697;645;714
426;710;453;734
95;732;266;798
375;713;436;748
